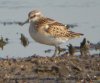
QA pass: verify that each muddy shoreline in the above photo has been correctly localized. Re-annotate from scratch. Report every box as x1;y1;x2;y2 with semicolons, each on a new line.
0;53;100;83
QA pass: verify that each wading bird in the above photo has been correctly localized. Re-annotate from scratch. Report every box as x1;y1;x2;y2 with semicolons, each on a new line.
19;10;83;57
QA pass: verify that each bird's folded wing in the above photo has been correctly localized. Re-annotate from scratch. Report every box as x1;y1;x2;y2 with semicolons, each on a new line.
43;22;70;38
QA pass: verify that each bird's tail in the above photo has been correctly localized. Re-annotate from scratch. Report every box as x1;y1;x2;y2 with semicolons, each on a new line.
68;31;84;39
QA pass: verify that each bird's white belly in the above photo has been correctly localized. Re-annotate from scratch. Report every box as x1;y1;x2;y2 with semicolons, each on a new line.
29;26;66;46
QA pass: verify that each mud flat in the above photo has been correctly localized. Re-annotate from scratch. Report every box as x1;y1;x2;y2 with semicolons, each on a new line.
0;53;100;83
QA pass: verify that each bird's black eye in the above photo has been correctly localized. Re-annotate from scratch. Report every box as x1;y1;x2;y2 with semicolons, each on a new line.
30;15;36;19
34;15;36;17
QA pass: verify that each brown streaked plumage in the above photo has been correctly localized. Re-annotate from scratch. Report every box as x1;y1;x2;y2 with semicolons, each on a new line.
20;10;84;57
31;17;83;38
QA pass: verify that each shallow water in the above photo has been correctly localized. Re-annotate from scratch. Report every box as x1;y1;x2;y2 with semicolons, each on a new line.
0;0;100;58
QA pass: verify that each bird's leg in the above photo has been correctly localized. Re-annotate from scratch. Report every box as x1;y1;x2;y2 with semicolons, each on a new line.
52;46;59;57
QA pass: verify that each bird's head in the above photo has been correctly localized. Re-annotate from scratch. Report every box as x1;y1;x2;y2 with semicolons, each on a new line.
28;10;42;22
18;10;42;26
